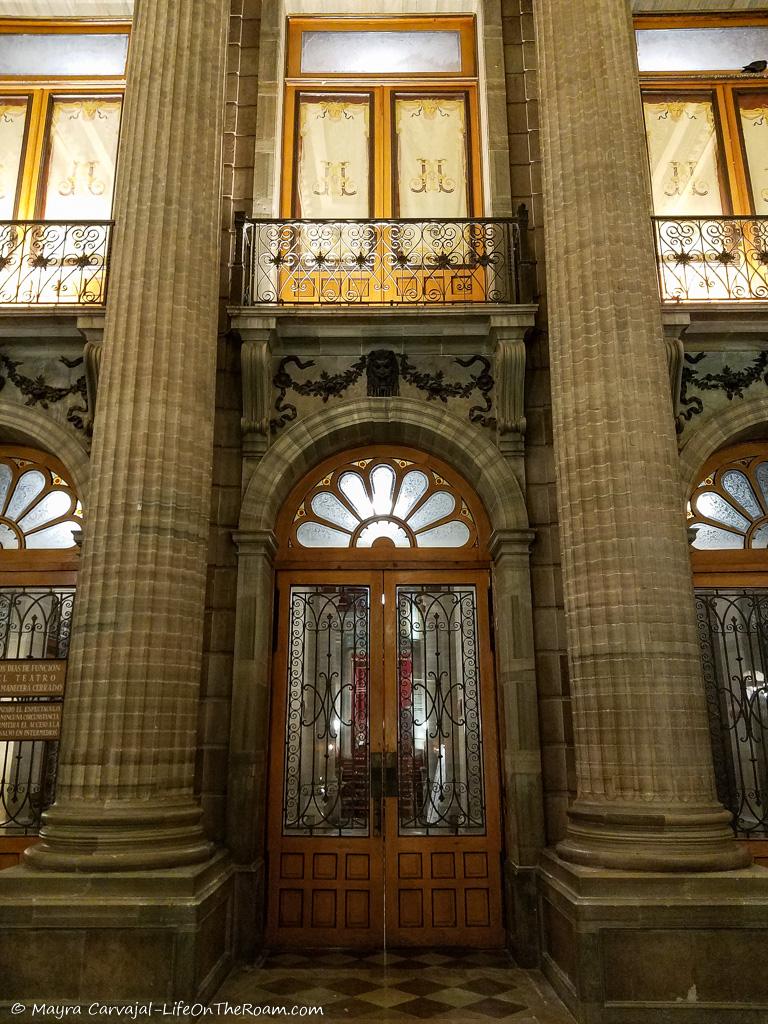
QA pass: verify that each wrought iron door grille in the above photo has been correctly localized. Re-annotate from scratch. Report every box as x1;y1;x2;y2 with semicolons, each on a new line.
235;215;531;306
696;588;768;836
283;585;370;836
654;217;768;302
0;586;74;834
396;585;485;835
0;221;112;306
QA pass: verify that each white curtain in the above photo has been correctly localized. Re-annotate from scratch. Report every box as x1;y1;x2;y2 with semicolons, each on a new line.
297;97;370;219
643;97;724;216
395;97;469;219
739;94;768;215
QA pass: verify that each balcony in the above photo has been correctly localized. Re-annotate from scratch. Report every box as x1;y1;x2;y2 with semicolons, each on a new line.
0;221;112;307
235;215;531;307
655;216;768;304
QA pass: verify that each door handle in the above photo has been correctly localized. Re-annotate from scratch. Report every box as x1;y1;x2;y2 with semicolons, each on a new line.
384;750;398;799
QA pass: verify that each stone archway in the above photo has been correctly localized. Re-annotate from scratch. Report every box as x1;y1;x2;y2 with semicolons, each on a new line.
239;398;528;534
0;400;90;502
680;396;768;495
229;398;544;960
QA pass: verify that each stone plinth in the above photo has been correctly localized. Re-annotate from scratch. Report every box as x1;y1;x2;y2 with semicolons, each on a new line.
539;852;768;1023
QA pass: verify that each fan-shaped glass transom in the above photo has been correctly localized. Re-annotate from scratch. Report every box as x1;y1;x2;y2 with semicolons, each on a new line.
288;454;480;551
0;450;82;550
689;449;768;550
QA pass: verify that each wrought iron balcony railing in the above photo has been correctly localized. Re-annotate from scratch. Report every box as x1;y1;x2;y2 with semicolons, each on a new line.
654;216;768;303
0;220;112;306
234;214;532;307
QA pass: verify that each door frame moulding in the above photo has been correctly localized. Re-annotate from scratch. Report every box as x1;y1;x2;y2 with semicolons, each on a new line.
228;397;545;959
251;0;514;218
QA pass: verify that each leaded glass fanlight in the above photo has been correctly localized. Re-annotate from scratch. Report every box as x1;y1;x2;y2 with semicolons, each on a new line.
689;447;768;550
0;450;82;550
281;449;486;556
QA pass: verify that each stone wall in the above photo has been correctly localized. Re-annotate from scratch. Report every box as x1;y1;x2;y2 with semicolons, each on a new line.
502;0;572;842
196;0;262;841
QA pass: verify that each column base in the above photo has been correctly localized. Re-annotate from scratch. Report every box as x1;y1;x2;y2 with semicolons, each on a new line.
557;801;752;872
24;799;213;872
0;851;233;1005
539;849;768;1023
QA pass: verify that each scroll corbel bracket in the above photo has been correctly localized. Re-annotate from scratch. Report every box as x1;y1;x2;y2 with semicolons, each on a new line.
77;314;106;439
662;312;690;430
83;340;102;437
493;328;528;458
240;332;275;460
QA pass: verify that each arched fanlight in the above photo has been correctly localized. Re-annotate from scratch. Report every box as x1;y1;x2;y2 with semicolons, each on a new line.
0;449;82;550
689;447;768;550
284;451;483;553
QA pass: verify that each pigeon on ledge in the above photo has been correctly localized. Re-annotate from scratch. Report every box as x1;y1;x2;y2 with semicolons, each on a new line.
742;59;768;74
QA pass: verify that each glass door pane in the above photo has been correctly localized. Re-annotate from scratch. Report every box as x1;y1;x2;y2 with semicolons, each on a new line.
39;95;122;219
643;92;727;214
396;583;485;836
295;94;371;218
695;589;768;837
0;97;30;218
282;584;370;837
393;94;470;218
738;92;768;215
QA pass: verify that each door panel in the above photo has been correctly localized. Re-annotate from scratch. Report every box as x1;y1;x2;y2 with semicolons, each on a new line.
267;574;384;947
267;570;502;948
384;574;504;946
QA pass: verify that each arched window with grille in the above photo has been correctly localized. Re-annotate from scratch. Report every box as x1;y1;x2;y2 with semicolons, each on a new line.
0;446;80;867
689;442;768;858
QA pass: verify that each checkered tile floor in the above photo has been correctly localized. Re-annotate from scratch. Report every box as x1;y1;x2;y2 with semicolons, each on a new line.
213;949;575;1022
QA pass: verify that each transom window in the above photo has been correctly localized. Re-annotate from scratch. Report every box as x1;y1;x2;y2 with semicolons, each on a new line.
282;17;481;219
0;22;128;220
279;448;489;559
0;447;82;550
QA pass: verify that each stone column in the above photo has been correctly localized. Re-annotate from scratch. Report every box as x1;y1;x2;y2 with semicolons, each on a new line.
26;0;230;871
534;0;748;871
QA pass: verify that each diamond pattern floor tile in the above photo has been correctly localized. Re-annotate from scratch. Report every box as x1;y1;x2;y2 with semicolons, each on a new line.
211;948;576;1023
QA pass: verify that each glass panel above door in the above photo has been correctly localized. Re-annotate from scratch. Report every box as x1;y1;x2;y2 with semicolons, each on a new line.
40;96;123;219
0;97;29;219
737;92;768;215
296;94;371;218
282;585;370;837
637;27;768;73
301;30;462;75
394;95;470;218
396;584;485;836
643;93;726;215
0;33;129;77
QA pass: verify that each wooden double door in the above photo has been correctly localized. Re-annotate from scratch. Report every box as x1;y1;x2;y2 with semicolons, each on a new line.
266;570;504;948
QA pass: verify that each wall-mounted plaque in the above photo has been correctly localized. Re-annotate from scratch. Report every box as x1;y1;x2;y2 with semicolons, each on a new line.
0;702;63;741
0;660;66;698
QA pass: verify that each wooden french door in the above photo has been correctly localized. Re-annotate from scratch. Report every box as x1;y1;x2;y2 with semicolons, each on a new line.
266;569;504;948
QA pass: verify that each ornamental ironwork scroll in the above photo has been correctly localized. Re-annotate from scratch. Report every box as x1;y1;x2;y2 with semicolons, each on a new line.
696;588;768;837
239;217;521;306
654;216;768;302
283;585;370;836
0;586;74;833
396;584;485;835
0;221;112;306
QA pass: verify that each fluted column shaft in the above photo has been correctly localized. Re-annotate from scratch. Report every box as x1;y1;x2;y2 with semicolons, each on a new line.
27;0;230;871
534;0;748;870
